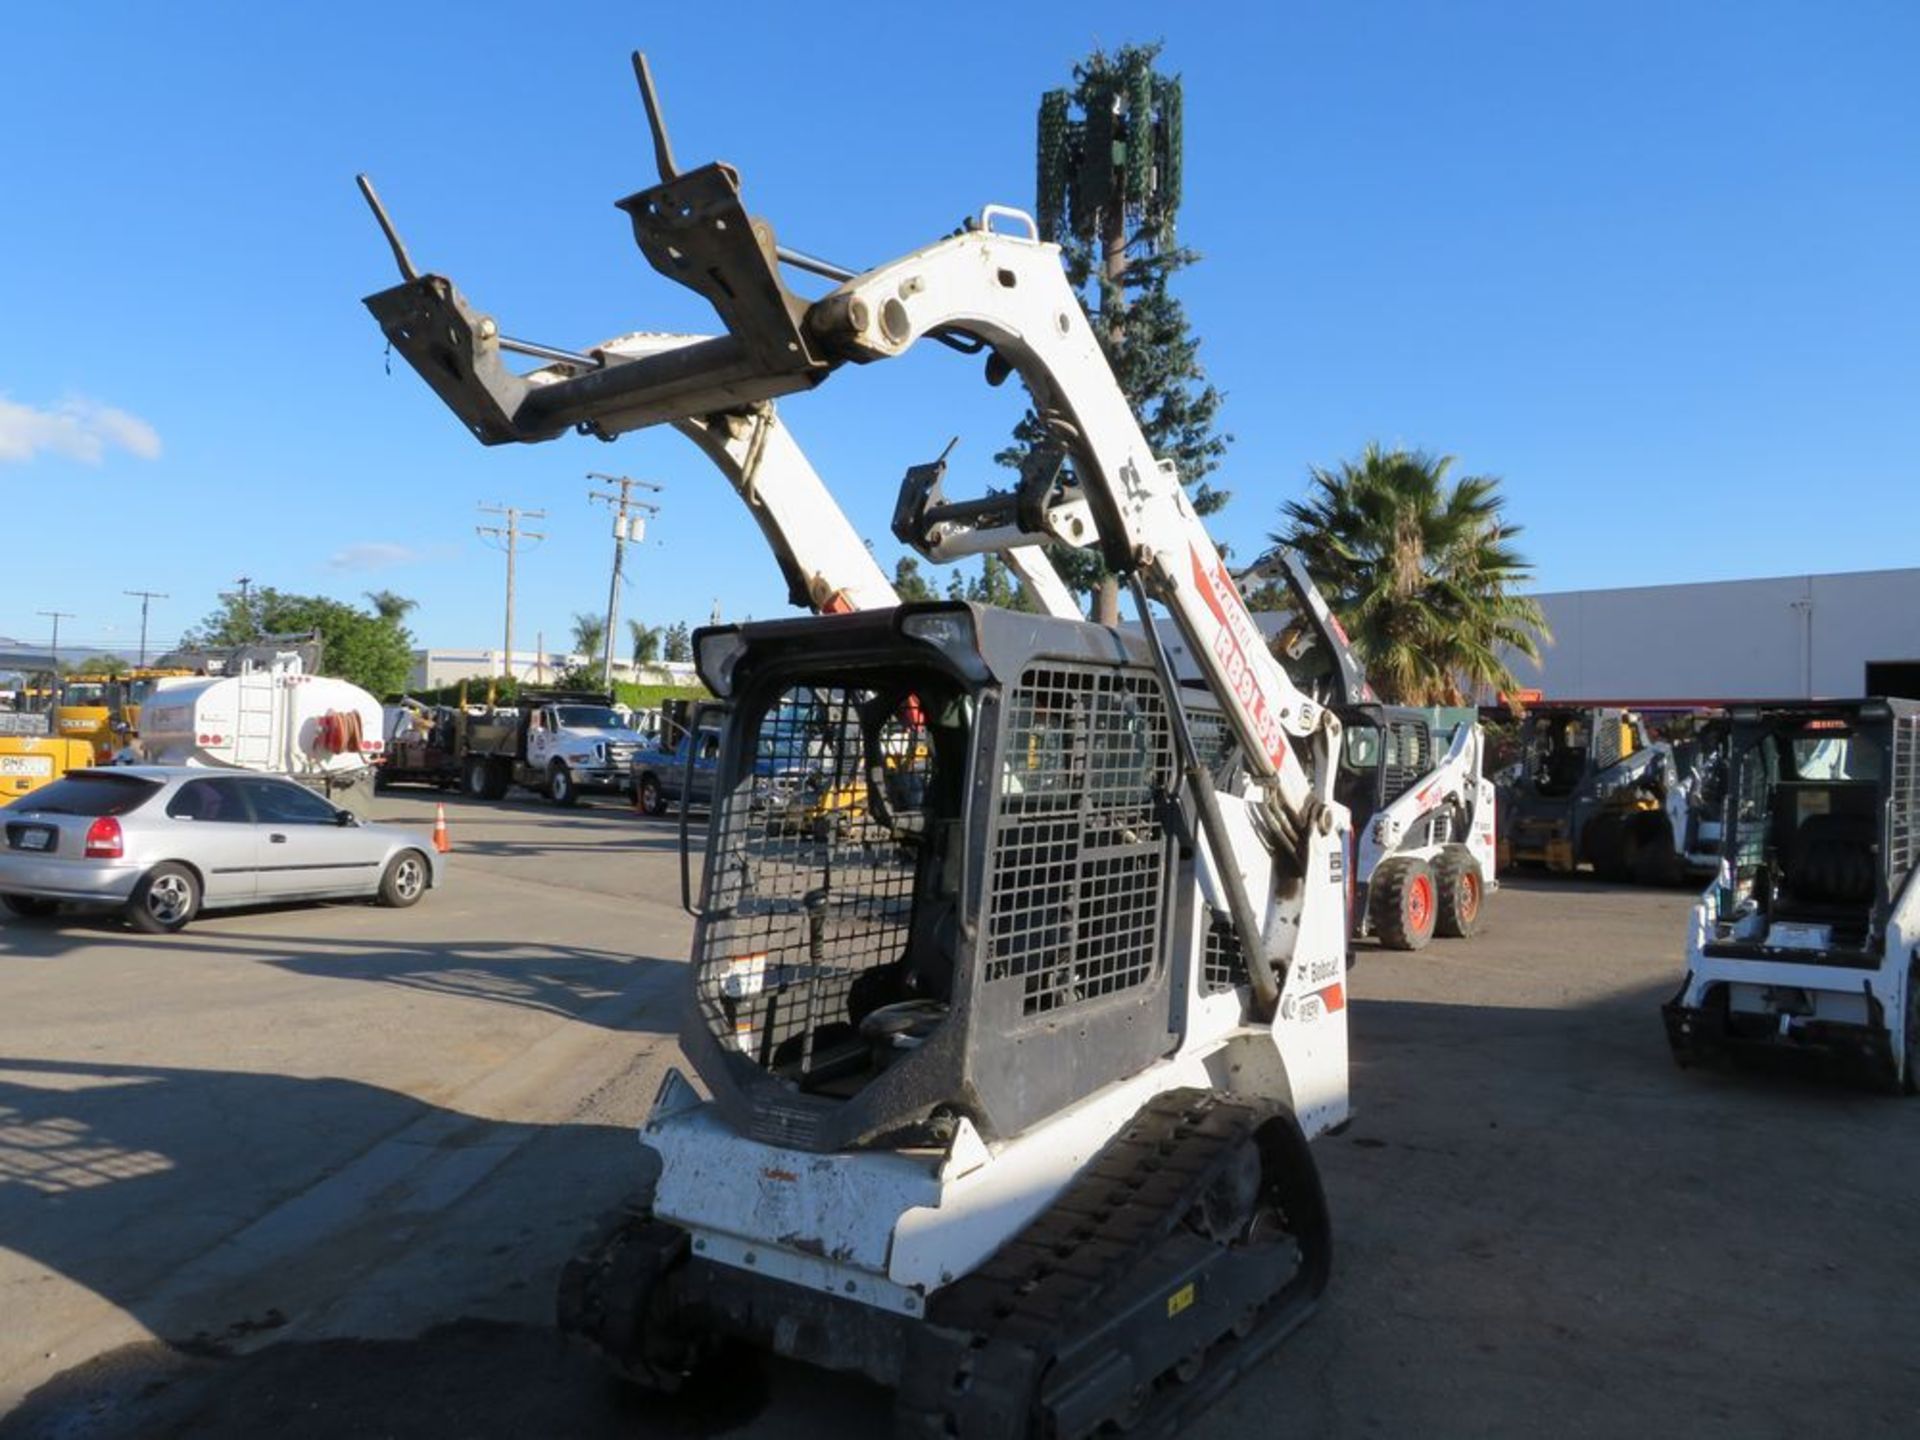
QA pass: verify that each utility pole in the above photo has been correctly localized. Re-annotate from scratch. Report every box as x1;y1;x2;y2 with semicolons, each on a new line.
477;504;545;683
218;576;258;640
38;610;75;677
587;472;663;687
125;589;168;667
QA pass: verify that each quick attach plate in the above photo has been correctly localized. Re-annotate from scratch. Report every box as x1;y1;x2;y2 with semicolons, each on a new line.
363;274;542;446
616;161;822;376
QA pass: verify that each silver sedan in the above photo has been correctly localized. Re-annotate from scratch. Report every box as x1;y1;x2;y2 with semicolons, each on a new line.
0;767;444;933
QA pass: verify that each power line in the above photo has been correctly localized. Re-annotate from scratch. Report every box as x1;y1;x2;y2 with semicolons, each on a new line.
476;503;545;681
587;472;663;685
125;589;169;667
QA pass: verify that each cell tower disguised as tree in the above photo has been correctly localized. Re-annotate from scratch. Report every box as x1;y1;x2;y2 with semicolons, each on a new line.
1000;42;1231;620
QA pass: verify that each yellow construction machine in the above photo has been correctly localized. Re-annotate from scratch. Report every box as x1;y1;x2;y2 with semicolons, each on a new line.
1;673;96;801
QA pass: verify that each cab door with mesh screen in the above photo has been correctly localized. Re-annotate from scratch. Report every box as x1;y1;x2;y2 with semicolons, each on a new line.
693;679;950;1091
983;664;1175;1018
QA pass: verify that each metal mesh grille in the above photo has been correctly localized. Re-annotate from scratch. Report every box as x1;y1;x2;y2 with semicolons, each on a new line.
1892;713;1919;884
1382;721;1433;805
1187;706;1241;789
695;685;936;1082
986;664;1174;1016
1201;909;1248;994
1592;714;1626;770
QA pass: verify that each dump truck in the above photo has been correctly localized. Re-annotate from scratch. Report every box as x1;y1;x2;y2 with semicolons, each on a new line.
401;688;643;806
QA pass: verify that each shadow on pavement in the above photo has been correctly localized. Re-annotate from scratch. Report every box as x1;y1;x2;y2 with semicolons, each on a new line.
0;922;681;1034
11;972;1920;1438
1243;976;1920;1438
1494;871;1707;897
5;1320;887;1440
0;1053;881;1440
254;937;682;1032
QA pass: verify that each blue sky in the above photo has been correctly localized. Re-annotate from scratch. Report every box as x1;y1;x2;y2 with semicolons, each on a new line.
3;2;1915;658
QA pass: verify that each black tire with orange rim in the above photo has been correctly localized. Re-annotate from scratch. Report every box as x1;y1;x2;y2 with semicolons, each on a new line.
1370;856;1438;951
1434;844;1485;938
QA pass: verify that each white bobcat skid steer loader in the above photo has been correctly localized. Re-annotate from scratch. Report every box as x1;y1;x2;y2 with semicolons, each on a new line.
1665;699;1920;1089
1237;550;1497;952
360;54;1353;1438
1347;712;1497;950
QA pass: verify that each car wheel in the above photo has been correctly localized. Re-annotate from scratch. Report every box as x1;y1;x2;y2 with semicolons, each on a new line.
378;849;431;908
1;895;59;920
464;755;492;798
549;763;579;807
637;774;668;817
126;863;200;934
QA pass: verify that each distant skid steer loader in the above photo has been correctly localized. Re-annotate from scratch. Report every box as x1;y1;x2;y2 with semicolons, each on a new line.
1239;551;1498;951
1496;705;1720;885
1666;698;1920;1090
1343;711;1496;949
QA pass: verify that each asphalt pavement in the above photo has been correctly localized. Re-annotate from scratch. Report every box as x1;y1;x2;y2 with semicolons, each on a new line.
3;792;1917;1438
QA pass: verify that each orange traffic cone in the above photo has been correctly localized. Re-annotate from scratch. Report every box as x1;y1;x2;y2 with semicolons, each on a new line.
432;802;451;854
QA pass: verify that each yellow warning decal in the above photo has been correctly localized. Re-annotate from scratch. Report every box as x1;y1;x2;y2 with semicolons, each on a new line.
1167;1282;1195;1318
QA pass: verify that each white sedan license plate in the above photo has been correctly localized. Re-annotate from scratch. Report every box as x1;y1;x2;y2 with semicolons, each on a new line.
18;829;52;850
0;755;54;777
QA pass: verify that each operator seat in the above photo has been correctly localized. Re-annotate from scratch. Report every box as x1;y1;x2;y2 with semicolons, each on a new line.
1784;810;1876;908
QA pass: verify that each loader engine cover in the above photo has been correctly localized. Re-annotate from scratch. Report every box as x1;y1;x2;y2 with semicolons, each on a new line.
682;603;1182;1154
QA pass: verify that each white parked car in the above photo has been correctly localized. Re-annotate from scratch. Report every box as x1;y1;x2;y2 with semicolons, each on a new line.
0;766;443;933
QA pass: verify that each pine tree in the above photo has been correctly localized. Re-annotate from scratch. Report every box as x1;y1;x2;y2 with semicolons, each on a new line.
999;42;1231;620
893;556;937;603
965;554;1037;612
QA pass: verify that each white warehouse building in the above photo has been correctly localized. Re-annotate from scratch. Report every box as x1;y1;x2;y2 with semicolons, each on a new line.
406;648;698;691
1507;565;1920;703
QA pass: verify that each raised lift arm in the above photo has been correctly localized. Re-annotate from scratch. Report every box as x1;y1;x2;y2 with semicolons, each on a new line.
357;191;1080;619
359;55;1338;1001
798;220;1331;829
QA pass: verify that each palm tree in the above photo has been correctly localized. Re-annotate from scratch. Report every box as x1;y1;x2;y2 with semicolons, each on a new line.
628;618;661;666
570;612;608;667
1271;444;1549;705
364;590;417;626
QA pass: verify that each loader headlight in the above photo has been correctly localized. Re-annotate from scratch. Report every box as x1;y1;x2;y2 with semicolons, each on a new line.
898;605;987;679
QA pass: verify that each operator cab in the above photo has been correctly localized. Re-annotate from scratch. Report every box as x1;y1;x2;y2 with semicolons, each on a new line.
684;603;1188;1155
1712;702;1915;953
1527;712;1590;797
